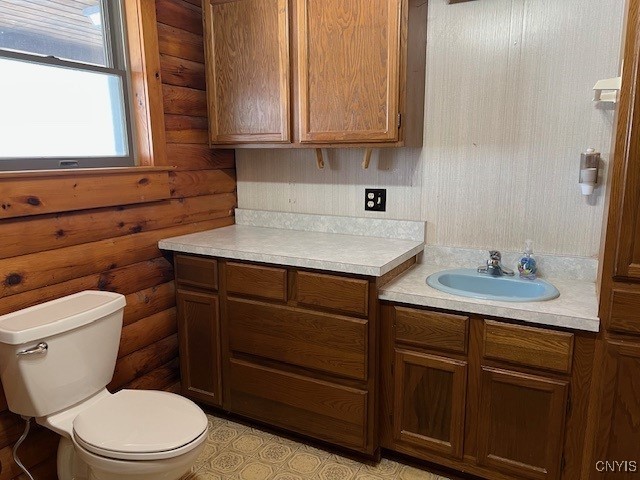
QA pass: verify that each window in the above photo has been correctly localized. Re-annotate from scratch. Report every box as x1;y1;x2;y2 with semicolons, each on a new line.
0;0;134;170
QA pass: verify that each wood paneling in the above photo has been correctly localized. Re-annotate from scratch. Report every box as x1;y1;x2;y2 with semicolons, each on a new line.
228;359;368;450
609;288;640;335
0;170;170;220
296;271;369;316
226;262;288;302
176;290;222;406
395;307;468;354
228;298;368;380
483;320;574;374
477;367;568;480
175;254;218;291
393;349;467;459
204;0;291;143
297;0;400;143
0;1;236;477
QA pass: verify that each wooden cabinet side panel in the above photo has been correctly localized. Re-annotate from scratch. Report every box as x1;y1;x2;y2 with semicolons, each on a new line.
204;0;290;143
296;0;401;143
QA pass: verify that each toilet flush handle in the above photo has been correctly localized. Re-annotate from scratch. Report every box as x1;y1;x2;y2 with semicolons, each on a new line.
17;342;48;356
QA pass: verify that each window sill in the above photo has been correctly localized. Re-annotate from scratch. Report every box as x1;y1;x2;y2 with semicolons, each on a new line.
0;165;176;180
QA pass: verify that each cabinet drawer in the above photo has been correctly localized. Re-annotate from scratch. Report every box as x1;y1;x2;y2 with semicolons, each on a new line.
296;271;369;316
395;307;468;354
225;262;287;302
483;320;574;374
609;288;640;335
175;254;218;291
229;359;368;451
228;298;368;380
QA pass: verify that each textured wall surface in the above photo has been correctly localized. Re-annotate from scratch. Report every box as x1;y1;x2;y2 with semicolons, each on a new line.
237;0;625;257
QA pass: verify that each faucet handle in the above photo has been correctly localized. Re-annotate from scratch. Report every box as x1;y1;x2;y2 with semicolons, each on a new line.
489;250;502;261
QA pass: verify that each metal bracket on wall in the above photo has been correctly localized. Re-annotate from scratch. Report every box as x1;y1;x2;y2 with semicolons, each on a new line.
315;148;325;169
362;148;373;170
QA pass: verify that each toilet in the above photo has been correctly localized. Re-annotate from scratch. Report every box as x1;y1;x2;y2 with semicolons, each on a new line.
0;291;207;480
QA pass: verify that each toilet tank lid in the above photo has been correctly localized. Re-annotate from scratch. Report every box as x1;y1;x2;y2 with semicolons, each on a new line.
0;291;125;345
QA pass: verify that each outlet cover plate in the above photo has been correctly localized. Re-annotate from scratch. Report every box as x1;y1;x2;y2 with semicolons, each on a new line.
365;189;387;212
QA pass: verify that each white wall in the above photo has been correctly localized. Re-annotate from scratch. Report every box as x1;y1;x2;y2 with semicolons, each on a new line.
237;0;625;257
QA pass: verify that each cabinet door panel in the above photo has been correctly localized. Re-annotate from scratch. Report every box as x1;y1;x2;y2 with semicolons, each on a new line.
393;349;467;459
593;340;640;479
176;289;221;406
477;367;568;480
296;0;401;143
205;0;290;143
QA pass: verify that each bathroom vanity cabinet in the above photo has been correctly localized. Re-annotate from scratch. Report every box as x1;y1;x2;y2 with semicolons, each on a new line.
379;303;595;480
202;0;426;147
173;253;387;456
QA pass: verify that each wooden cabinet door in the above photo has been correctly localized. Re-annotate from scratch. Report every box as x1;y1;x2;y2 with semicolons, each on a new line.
204;0;290;144
296;0;401;143
592;340;640;479
477;367;568;480
176;289;222;406
393;349;467;459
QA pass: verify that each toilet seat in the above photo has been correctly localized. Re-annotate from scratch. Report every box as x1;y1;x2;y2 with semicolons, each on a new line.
72;390;208;461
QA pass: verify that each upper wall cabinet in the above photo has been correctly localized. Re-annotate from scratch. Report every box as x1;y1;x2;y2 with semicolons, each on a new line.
204;0;291;144
203;0;427;148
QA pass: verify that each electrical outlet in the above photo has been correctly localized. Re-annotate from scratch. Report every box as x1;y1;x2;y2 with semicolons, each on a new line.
365;189;387;211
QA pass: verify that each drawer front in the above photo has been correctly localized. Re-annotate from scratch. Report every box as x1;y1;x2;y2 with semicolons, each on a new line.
483;320;574;374
609;288;640;335
296;271;369;316
228;298;368;380
225;262;287;302
175;254;218;291
228;359;368;451
395;306;468;354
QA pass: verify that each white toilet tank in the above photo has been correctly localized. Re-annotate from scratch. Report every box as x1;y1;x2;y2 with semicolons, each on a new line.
0;291;126;418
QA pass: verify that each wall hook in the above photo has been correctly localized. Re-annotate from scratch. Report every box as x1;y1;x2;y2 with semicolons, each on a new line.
593;76;622;103
362;148;373;170
315;149;325;169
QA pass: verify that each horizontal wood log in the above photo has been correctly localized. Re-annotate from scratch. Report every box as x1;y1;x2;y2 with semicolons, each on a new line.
0;194;236;260
0;426;58;480
165;114;209;143
14;454;57;480
169;170;237;198
0;217;232;297
157;23;204;63
125;358;180;391
118;307;178;358
160;54;206;90
124;281;176;326
0;411;27;451
165;144;235;170
110;334;179;391
0;171;171;220
155;0;203;35
163;84;208;116
0;257;174;316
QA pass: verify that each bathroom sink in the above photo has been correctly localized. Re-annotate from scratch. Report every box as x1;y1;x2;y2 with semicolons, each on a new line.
426;269;560;302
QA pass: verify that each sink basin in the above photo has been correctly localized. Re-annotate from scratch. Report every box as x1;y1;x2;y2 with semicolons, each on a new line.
426;269;560;302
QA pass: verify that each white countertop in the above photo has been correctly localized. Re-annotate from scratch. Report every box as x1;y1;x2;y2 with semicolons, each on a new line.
379;263;600;332
159;225;425;277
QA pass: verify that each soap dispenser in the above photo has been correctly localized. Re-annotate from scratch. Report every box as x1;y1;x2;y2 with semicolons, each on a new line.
517;240;538;280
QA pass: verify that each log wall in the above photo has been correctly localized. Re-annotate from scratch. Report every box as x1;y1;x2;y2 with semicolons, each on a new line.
0;1;233;478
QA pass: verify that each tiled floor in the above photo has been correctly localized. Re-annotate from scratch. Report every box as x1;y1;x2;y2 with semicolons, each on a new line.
182;413;452;480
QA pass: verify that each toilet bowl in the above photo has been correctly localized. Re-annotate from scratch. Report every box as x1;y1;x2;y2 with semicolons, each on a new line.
0;291;207;480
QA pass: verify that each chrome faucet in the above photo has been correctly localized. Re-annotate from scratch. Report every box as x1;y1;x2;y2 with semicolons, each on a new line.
478;251;514;276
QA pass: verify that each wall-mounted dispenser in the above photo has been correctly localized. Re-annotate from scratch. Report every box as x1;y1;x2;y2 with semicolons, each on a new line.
579;148;600;195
